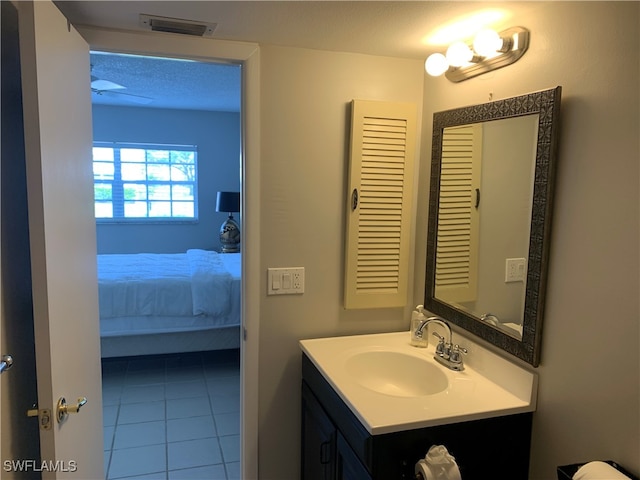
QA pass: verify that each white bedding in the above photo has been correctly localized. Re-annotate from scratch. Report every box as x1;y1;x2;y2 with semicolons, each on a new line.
187;249;232;316
97;250;241;338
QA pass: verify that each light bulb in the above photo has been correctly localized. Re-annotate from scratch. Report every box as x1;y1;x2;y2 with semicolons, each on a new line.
446;42;473;67
473;29;503;57
425;53;449;77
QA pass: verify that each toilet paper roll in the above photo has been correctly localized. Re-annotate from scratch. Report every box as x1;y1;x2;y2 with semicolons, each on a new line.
573;461;631;480
414;456;462;480
415;459;430;480
440;462;461;480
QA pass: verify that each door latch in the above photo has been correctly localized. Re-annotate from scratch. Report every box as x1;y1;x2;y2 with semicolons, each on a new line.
26;405;52;430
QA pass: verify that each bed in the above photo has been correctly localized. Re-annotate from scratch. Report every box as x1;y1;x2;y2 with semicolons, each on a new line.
97;249;241;358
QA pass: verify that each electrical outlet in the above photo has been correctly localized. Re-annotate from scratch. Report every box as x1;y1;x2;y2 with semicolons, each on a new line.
292;270;302;290
268;267;305;295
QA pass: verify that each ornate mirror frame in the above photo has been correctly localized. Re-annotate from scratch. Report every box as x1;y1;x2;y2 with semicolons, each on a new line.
425;87;562;366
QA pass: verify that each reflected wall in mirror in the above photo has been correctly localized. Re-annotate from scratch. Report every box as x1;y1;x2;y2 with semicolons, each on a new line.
425;87;562;366
435;115;539;340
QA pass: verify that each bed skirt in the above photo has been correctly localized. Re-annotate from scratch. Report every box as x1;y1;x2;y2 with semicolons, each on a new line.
100;325;241;358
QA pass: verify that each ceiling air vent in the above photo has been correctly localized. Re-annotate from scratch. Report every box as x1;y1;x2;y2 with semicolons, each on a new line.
139;14;217;37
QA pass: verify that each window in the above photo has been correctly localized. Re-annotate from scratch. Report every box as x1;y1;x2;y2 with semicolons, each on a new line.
93;142;198;222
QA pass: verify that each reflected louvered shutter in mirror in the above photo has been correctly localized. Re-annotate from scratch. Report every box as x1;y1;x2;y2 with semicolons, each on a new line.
434;124;481;304
344;100;417;309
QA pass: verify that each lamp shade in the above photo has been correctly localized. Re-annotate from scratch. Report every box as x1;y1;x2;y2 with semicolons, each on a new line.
216;191;240;213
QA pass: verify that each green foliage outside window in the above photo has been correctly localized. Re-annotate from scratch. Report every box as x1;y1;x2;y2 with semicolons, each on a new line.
93;142;198;222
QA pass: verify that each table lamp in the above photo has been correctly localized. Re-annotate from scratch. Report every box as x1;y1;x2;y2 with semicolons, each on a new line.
216;191;240;253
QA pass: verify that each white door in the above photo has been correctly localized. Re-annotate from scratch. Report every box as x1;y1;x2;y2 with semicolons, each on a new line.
18;1;104;479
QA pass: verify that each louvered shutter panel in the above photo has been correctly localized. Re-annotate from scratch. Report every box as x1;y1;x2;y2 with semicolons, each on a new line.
434;124;481;304
344;100;417;309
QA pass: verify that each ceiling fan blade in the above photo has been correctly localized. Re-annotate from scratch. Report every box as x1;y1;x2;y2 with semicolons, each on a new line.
92;89;153;105
116;92;153;105
90;77;126;91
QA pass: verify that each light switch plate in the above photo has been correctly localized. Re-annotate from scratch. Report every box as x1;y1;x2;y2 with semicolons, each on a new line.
268;267;305;295
505;258;527;283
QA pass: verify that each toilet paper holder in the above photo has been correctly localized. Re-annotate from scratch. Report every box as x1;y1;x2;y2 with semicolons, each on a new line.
557;461;638;480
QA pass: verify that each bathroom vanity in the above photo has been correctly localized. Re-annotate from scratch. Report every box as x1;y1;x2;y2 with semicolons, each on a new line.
300;87;561;479
300;332;538;479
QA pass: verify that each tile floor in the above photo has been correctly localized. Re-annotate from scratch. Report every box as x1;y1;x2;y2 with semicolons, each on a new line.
102;349;240;480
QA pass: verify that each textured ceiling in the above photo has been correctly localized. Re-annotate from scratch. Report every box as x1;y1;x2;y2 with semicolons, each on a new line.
56;1;543;112
90;52;241;112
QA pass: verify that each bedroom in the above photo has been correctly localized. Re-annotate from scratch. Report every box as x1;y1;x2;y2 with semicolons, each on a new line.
91;51;243;478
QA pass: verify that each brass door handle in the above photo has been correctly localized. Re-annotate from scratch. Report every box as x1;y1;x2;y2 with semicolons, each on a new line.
57;397;87;423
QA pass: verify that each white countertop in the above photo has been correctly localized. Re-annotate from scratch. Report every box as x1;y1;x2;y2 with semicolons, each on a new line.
300;331;538;435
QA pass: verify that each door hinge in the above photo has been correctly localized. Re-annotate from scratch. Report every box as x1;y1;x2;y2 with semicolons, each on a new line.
243;327;247;341
27;405;52;430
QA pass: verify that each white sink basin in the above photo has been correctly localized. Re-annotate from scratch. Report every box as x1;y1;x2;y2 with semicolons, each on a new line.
345;350;448;397
300;331;538;434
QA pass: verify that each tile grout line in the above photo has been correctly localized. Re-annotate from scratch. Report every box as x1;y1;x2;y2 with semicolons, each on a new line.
103;351;240;479
164;369;169;480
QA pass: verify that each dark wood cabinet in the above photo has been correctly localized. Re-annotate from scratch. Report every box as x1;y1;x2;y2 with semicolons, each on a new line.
336;433;371;480
302;382;371;480
301;354;533;480
302;381;337;480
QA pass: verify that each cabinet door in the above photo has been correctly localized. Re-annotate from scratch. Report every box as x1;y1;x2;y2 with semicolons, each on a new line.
344;99;417;309
336;433;371;480
302;384;336;480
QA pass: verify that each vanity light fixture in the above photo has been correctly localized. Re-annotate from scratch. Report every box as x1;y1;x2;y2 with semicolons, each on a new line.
425;26;530;82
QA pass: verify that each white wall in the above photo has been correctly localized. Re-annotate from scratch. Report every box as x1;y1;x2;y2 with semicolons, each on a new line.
258;45;424;479
414;2;639;479
92;105;241;254
475;116;538;325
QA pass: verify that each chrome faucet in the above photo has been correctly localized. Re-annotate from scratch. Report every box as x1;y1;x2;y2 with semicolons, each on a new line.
414;315;467;371
415;316;452;344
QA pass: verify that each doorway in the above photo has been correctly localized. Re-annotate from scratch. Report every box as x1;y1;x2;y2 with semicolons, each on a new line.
91;51;243;480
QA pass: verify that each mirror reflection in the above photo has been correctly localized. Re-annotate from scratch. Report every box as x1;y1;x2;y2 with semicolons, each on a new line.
435;115;539;340
425;87;562;366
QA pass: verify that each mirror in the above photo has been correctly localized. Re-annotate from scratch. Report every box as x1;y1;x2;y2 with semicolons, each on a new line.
425;87;562;366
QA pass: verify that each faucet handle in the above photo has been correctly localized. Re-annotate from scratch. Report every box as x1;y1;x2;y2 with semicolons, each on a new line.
432;332;447;357
449;344;468;364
